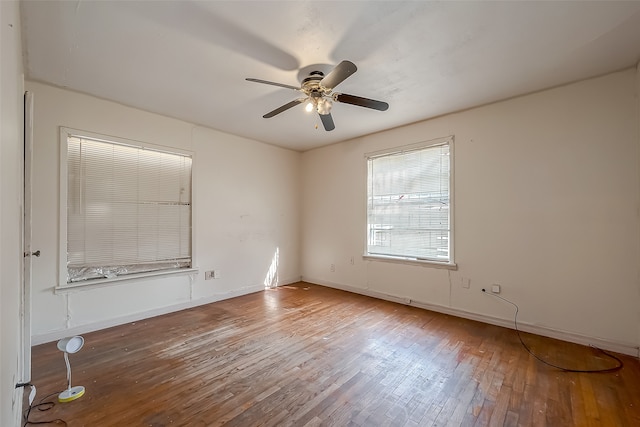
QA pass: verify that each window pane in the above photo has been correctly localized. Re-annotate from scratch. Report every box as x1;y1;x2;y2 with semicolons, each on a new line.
66;135;192;283
367;141;451;262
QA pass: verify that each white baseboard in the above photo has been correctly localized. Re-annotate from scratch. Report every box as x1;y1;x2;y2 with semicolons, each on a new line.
302;276;640;358
32;279;297;346
33;276;304;345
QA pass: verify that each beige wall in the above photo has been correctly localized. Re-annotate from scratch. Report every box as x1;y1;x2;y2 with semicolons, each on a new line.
27;81;301;343
1;1;25;425
302;69;640;355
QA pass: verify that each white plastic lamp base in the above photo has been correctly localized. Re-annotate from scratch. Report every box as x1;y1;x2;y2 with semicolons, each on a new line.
59;385;85;403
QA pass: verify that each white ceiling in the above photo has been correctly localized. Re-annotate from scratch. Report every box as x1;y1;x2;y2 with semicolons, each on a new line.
20;1;640;152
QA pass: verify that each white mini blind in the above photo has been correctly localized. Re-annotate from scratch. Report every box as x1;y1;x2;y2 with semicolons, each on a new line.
367;140;451;262
66;135;192;283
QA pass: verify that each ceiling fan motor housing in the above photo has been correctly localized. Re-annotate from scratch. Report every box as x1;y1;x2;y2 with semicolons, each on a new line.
302;71;328;95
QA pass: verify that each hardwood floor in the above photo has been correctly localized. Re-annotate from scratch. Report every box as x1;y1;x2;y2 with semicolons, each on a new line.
27;283;640;426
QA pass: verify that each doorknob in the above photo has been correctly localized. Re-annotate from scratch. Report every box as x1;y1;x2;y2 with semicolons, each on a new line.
24;250;40;257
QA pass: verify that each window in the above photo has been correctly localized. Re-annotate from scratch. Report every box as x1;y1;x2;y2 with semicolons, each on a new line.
366;136;454;266
62;129;193;285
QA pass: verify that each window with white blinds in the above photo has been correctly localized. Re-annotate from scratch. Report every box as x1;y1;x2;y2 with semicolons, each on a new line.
65;132;192;283
366;137;453;265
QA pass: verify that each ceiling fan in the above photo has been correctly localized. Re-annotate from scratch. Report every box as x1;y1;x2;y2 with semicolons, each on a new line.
246;60;389;131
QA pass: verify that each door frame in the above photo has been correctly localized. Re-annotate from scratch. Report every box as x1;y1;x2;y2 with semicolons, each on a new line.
21;90;34;382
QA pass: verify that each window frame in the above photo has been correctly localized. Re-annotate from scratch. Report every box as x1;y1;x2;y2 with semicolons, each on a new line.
57;127;198;291
363;136;456;270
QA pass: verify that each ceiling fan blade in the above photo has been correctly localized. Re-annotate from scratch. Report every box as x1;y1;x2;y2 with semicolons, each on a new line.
334;93;389;111
246;78;300;91
263;99;305;118
320;60;357;90
319;113;335;131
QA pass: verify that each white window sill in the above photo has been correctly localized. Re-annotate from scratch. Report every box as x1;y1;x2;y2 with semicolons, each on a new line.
55;268;199;294
363;254;457;270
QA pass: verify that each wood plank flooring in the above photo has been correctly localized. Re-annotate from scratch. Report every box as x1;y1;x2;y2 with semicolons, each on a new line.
26;283;640;426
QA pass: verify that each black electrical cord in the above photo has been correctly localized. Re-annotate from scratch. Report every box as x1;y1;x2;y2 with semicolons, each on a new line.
22;390;67;426
482;289;624;373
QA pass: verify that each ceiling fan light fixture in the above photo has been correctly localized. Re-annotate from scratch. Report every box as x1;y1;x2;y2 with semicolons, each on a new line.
316;98;332;115
305;100;314;112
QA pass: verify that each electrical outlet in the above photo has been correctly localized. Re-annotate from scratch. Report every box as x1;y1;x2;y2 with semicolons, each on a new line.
213;270;221;279
492;284;501;294
461;277;471;289
330;264;335;272
205;271;213;280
